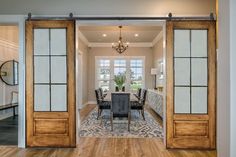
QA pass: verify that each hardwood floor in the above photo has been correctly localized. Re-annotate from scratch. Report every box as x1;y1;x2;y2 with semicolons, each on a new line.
0;104;217;157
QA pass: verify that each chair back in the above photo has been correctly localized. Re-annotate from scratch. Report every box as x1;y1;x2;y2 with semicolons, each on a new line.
111;93;130;117
95;89;102;104
140;89;147;105
98;88;103;97
137;88;142;97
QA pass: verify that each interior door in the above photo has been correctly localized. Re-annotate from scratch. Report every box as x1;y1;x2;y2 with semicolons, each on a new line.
26;20;76;147
166;21;216;149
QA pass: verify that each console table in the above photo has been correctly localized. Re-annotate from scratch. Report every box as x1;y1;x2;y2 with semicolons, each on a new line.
147;89;163;118
0;103;18;119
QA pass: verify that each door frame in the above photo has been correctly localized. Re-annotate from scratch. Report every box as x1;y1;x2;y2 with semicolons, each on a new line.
76;19;167;145
0;15;26;148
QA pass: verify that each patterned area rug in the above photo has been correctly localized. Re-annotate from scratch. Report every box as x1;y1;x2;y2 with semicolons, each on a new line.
79;108;163;138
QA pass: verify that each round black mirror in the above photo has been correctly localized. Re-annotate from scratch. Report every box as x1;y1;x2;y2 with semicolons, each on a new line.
0;60;18;86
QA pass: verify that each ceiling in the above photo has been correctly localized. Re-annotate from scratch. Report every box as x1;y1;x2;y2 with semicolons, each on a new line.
79;26;162;43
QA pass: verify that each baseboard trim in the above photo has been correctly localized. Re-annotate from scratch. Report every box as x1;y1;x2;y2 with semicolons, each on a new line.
79;101;96;110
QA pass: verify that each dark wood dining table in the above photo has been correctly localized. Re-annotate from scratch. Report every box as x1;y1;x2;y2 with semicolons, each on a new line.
103;92;138;102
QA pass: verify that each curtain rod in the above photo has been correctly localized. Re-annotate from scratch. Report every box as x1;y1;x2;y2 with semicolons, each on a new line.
27;13;215;21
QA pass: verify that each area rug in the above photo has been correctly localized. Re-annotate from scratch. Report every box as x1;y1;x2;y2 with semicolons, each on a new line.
79;108;163;138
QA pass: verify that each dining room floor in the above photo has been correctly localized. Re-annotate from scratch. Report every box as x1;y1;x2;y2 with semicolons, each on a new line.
79;104;163;138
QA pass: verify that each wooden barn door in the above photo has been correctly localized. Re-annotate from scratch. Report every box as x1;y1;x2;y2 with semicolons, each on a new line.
26;20;76;147
166;21;216;149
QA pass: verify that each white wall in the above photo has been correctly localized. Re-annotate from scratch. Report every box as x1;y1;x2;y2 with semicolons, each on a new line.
0;0;215;16
0;25;19;120
230;0;236;156
218;0;236;156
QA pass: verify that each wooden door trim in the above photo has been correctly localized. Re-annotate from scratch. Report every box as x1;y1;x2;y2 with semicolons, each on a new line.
166;20;216;149
26;20;76;147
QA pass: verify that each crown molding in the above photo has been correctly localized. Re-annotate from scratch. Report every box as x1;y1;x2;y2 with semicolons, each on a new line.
152;30;163;46
78;29;163;48
88;42;153;48
78;30;89;46
0;38;19;50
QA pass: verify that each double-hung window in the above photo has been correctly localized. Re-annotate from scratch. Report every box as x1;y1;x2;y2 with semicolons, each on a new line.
97;59;110;92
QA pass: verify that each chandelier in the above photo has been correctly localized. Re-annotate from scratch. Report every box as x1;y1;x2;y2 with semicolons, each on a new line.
112;26;129;54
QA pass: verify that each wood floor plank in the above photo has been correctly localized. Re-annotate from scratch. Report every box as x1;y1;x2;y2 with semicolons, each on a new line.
0;104;216;157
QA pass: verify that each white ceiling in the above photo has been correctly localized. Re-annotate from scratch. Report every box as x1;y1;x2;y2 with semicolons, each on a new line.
79;26;162;43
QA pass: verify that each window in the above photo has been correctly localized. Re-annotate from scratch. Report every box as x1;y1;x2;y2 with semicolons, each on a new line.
130;59;144;91
114;59;126;75
95;57;145;92
97;59;110;92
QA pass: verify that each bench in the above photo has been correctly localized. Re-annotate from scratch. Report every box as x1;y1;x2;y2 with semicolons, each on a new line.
0;103;18;119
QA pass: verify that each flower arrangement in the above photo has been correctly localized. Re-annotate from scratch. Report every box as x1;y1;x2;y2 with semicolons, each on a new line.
114;73;126;91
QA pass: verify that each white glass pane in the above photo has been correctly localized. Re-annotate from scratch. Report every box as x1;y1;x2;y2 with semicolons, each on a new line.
114;60;126;66
130;60;143;67
34;29;49;55
34;57;49;83
174;30;190;57
34;85;50;111
99;60;110;67
191;58;208;86
51;56;67;83
174;58;190;85
51;29;66;55
191;87;208;114
99;81;110;92
51;85;67;111
98;68;110;80
191;30;208;57
175;87;190;113
114;67;126;75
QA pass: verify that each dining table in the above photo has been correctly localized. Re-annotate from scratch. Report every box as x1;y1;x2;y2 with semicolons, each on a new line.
103;92;138;102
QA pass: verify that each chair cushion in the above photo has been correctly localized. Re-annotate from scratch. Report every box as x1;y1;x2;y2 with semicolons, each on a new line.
99;101;111;109
130;101;143;110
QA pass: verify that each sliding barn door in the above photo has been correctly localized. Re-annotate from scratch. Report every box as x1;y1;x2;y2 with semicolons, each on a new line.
26;20;76;147
166;21;216;149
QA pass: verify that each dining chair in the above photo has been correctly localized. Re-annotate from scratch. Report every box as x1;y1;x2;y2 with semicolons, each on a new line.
95;89;111;120
110;93;131;131
133;88;142;100
131;89;147;120
99;87;107;99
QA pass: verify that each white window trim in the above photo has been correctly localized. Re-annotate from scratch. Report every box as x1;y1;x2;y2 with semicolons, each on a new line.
95;56;145;92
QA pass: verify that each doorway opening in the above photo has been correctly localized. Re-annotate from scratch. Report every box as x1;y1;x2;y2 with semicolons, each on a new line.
0;25;19;145
76;20;166;142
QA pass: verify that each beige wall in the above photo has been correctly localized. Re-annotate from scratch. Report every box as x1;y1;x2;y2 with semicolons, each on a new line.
87;47;153;102
0;0;215;16
78;38;89;105
0;25;18;119
152;37;164;87
153;37;163;67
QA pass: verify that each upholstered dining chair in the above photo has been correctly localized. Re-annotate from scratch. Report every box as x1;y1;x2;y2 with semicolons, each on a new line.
110;93;131;131
133;88;142;100
99;87;107;99
95;89;111;120
131;89;147;120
